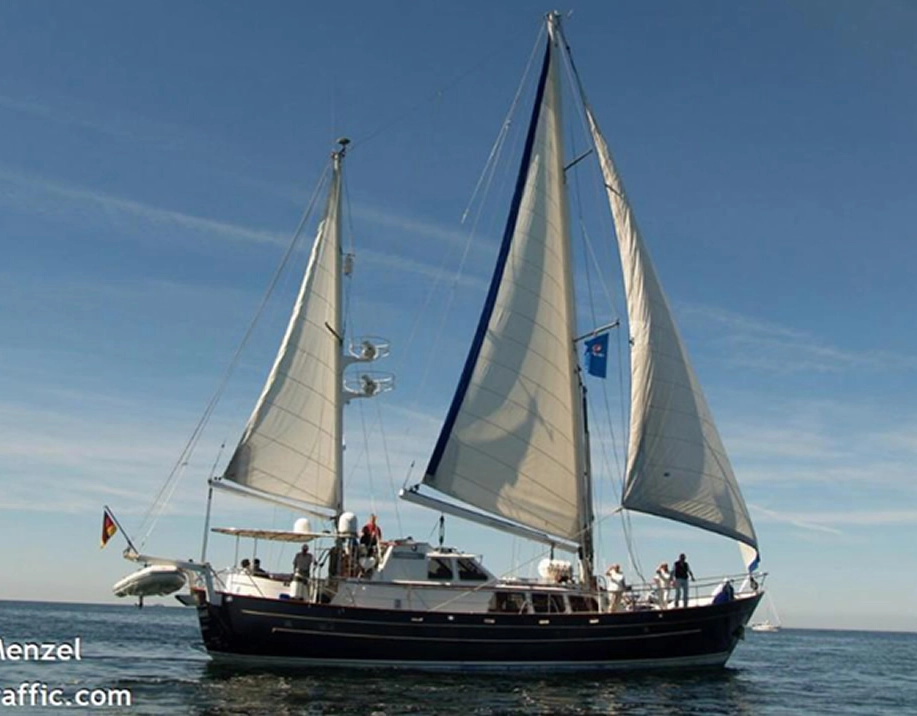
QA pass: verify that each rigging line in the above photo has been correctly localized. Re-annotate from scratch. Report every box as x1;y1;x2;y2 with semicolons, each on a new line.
460;27;546;224
565;89;622;571
565;86;610;569
356;397;376;518
375;398;403;537
349;42;523;153
558;36;623;321
136;163;333;547
367;28;543;479
415;26;543;386
407;35;538;425
558;33;645;580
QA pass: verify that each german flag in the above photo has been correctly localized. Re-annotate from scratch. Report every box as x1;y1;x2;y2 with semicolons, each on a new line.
101;509;118;548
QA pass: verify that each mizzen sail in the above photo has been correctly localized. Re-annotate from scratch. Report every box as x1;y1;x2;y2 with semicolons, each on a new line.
223;154;344;512
423;31;589;544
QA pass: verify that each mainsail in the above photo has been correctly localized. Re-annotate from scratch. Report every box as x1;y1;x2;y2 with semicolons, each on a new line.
223;152;344;513
423;26;591;547
577;94;758;556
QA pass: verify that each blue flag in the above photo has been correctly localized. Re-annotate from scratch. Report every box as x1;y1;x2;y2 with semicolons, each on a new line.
584;333;608;378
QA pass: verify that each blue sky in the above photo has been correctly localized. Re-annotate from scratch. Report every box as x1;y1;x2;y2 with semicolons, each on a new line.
1;1;915;632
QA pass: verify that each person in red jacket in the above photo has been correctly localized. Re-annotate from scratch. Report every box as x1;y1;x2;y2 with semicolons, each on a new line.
360;514;382;551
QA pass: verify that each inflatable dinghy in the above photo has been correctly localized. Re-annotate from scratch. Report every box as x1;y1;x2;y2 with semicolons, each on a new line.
112;564;186;598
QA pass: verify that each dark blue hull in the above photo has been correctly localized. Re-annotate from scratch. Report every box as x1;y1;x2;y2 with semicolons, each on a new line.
196;590;762;671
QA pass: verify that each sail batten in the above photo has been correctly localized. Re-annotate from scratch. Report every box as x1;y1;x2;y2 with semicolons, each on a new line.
222;154;344;512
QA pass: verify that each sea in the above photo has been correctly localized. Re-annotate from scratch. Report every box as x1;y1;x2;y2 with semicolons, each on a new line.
0;601;914;715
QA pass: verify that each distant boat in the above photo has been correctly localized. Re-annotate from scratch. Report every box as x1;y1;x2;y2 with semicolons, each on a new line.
750;620;780;633
750;592;782;632
110;11;767;671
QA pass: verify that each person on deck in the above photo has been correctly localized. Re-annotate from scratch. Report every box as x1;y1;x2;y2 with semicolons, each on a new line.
673;553;695;608
291;544;314;600
653;562;672;609
252;558;269;577
360;514;382;552
605;564;627;612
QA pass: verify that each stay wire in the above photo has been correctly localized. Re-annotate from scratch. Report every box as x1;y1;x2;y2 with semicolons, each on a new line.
137;163;332;547
559;35;647;580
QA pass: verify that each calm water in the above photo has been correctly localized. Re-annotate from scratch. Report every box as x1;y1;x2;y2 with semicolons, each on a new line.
0;600;914;714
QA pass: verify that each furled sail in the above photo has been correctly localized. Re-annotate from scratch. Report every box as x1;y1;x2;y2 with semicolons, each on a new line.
581;101;758;554
423;32;589;543
223;155;344;512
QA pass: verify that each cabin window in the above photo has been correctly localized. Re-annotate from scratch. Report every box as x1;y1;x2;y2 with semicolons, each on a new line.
456;558;488;581
568;596;598;613
531;593;566;614
489;592;527;614
427;557;454;580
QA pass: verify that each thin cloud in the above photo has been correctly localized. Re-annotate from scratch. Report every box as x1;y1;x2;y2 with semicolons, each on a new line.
750;504;843;535
868;424;917;456
354;203;482;251
0;165;284;246
0;164;494;292
683;304;917;374
752;503;917;530
358;247;488;292
0;88;232;156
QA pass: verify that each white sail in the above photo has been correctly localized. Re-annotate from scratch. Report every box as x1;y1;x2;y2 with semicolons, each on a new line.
223;156;343;512
581;102;758;552
423;34;589;543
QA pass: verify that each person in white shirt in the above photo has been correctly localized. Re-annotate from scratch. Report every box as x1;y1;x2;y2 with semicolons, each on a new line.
605;563;627;612
653;562;672;610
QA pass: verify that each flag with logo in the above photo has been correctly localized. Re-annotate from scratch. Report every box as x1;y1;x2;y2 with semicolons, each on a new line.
100;508;118;548
584;333;609;378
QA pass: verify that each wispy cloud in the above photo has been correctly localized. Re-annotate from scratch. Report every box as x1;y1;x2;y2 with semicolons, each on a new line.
683;304;917;373
0;394;228;515
0;88;235;159
750;504;843;534
358;247;488;292
0;165;284;246
752;503;917;531
868;424;917;456
354;203;486;252
0;164;495;294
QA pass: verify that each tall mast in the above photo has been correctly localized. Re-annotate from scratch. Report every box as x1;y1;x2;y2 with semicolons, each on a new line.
334;137;395;518
547;11;595;581
331;140;347;516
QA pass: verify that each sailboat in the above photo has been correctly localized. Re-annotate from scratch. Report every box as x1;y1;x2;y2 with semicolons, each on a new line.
113;12;766;671
751;593;782;632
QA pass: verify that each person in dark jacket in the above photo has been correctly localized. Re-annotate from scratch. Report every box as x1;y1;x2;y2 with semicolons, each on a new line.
673;553;695;608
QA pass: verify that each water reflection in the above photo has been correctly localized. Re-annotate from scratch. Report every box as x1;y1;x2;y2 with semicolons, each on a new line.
185;663;761;715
